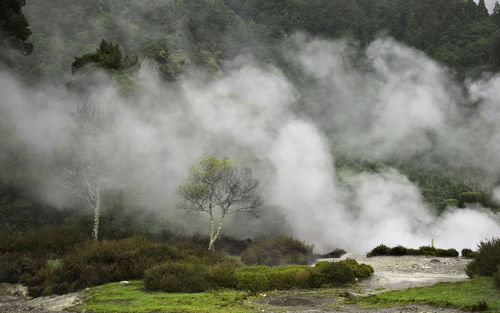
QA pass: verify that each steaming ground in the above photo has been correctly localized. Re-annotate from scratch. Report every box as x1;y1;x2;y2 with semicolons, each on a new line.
1;36;500;252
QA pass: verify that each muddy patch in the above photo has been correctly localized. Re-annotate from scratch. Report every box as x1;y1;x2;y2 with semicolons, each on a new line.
317;253;472;295
267;296;315;306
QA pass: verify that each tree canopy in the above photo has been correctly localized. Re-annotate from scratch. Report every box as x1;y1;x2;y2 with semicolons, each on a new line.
179;155;262;250
0;0;32;54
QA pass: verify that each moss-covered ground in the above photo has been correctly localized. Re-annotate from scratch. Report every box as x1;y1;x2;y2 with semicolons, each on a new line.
74;277;500;312
353;277;500;312
75;281;270;313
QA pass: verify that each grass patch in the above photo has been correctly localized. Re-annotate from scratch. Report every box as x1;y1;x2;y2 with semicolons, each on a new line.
76;281;266;313
356;277;500;312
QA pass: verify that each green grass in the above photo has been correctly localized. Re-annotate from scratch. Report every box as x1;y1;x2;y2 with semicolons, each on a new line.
356;277;500;312
75;281;266;313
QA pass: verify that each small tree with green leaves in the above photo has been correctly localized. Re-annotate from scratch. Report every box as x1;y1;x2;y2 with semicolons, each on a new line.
179;155;262;251
71;39;138;73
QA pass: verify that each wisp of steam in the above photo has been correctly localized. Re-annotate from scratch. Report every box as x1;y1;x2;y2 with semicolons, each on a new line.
1;36;499;253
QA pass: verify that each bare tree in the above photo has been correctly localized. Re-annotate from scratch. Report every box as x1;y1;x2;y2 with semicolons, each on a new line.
179;154;262;250
62;96;117;241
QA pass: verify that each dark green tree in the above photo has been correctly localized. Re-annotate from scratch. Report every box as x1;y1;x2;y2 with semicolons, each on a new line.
493;2;500;26
71;39;137;73
478;0;489;18
0;0;33;54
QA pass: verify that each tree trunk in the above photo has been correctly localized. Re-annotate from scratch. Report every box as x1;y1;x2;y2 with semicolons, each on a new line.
92;188;101;241
208;213;225;251
208;207;215;250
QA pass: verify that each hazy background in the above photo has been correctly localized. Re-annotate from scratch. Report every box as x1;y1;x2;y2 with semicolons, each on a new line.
1;0;500;253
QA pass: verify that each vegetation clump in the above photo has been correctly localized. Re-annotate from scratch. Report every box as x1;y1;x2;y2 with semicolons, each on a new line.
144;259;373;293
358;277;499;312
71;39;138;73
144;262;238;293
466;238;500;280
461;248;478;258
367;244;459;257
321;248;347;258
240;237;314;266
0;228;234;297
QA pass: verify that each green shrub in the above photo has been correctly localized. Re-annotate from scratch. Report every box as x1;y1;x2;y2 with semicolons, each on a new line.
435;248;459;257
462;248;477;258
144;262;211;293
458;192;483;206
0;226;86;255
3;232;234;296
441;198;459;208
367;244;390;257
368;244;459;258
314;261;356;286
235;265;311;291
321;248;346;258
208;262;238;289
236;270;270;291
494;265;500;289
342;258;374;279
417;246;436;256
469;300;489;312
466;238;500;277
241;237;313;266
390;246;408;256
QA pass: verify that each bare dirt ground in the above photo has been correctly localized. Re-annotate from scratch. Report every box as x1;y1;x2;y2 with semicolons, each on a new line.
339;253;470;295
0;254;472;312
0;283;79;313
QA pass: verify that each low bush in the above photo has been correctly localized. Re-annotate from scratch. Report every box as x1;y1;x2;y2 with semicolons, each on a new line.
178;235;252;256
0;226;86;255
367;244;458;258
494;265;500;289
241;237;314;266
144;262;212;293
440;198;459;209
312;261;356;286
342;258;374;279
461;248;477;258
435;248;459;257
208;262;239;289
390;246;408;256
321;248;346;258
145;259;374;293
367;244;391;257
416;246;437;256
1;231;234;297
466;238;500;277
235;265;311;291
458;191;483;206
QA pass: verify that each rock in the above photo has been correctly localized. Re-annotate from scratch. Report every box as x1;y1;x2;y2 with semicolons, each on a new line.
0;283;30;300
27;293;81;312
430;259;441;263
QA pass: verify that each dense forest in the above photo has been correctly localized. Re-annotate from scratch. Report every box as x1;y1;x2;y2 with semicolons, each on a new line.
2;0;500;82
1;0;500;252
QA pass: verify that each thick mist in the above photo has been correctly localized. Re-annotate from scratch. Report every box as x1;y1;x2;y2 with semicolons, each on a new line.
1;36;500;253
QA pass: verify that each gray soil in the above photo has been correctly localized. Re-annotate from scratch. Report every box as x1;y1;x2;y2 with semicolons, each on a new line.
255;253;473;313
0;283;80;313
338;253;470;294
0;255;472;313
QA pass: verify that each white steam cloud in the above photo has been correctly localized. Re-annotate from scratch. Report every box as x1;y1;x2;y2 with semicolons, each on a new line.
1;36;500;252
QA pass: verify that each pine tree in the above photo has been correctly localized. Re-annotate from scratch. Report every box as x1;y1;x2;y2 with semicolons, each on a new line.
478;0;489;18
